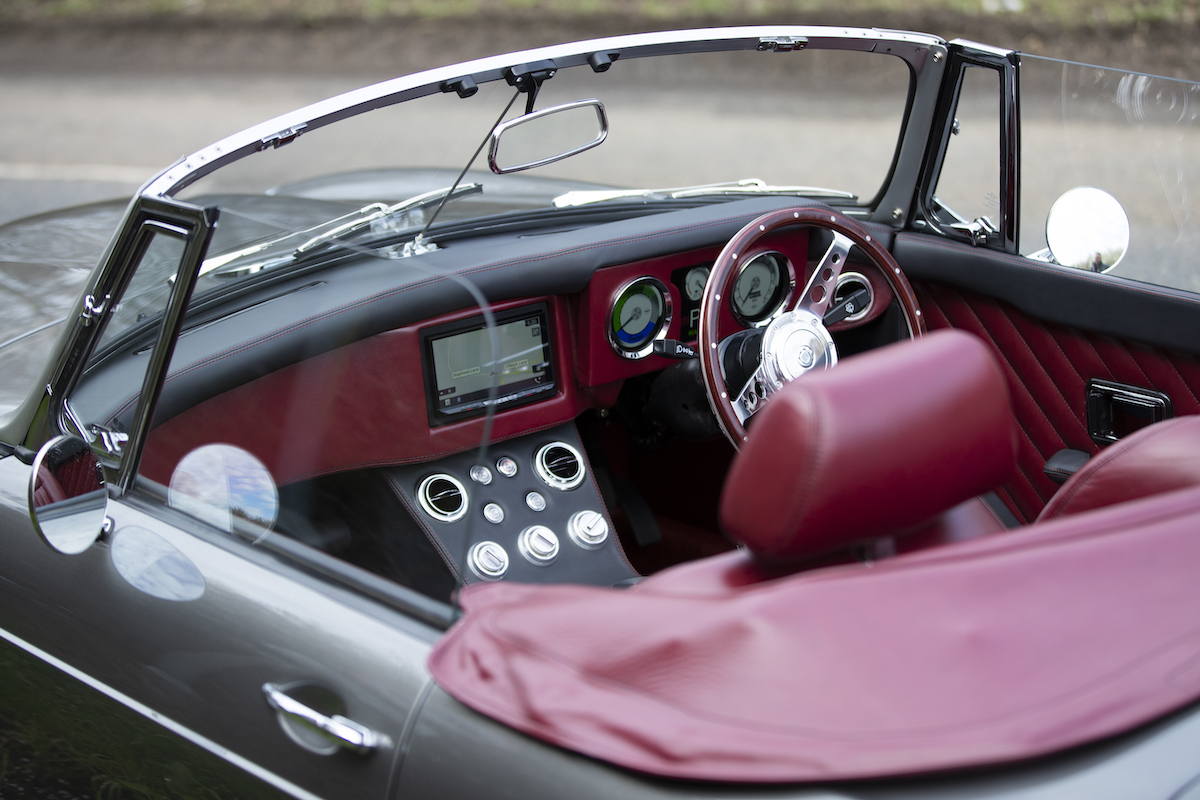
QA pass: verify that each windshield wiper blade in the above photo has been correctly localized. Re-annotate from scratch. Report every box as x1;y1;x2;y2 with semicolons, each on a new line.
205;183;483;279
552;178;855;208
292;183;482;256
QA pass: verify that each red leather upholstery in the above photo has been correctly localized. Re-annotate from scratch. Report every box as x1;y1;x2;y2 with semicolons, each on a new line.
32;465;66;508
719;330;1018;562
915;281;1200;523
431;485;1200;782
1039;415;1200;521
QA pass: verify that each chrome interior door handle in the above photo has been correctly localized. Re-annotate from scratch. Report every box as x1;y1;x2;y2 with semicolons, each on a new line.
262;682;380;755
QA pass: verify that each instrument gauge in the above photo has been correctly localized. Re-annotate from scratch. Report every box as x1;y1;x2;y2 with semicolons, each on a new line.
608;277;673;360
731;252;790;326
684;266;710;301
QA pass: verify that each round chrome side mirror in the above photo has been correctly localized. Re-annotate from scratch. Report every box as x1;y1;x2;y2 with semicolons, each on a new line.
1045;187;1130;273
28;435;107;554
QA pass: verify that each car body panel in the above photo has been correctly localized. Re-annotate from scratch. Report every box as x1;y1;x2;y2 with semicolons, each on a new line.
2;22;1199;800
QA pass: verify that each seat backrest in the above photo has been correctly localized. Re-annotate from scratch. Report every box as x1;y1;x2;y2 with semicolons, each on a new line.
720;329;1018;562
1038;415;1200;521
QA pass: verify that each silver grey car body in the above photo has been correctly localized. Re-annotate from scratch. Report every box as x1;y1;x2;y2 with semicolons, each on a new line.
1;25;1200;800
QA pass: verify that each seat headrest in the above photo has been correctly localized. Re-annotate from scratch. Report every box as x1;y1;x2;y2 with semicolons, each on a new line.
720;330;1017;562
1038;415;1200;521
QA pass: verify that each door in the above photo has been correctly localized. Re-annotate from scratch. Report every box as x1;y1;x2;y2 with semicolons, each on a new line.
894;42;1200;524
0;196;439;799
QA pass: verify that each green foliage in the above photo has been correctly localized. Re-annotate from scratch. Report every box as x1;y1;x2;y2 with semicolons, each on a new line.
0;641;286;800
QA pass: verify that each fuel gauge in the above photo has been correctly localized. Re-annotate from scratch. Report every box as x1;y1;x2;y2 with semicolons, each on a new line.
608;277;672;359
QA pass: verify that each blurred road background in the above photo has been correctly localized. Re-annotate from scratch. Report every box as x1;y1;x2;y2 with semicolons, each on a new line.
1;0;1197;226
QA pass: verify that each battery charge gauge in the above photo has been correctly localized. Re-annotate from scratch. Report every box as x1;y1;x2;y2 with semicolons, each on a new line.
607;277;673;360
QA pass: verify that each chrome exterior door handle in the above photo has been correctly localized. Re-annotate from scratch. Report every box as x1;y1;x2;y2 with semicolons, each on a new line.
262;682;380;755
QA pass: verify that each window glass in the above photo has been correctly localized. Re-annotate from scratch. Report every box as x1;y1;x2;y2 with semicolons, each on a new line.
934;66;1002;228
69;227;187;456
1021;56;1200;291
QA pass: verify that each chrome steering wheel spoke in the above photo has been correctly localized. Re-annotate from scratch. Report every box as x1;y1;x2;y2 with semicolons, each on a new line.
797;230;853;320
699;207;925;448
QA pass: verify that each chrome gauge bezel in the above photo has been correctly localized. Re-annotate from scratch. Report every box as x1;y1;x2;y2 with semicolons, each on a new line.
607;276;673;360
833;271;875;324
729;251;794;328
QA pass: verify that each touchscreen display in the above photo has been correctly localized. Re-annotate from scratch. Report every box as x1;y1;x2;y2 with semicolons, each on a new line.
424;304;554;424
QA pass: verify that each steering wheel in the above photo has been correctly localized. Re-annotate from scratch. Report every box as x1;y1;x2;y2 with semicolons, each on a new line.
698;207;926;447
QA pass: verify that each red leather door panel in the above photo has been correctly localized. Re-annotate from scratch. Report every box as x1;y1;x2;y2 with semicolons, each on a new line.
914;281;1200;522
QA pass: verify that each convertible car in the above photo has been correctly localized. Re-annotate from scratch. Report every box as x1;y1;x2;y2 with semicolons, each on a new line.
3;24;1200;799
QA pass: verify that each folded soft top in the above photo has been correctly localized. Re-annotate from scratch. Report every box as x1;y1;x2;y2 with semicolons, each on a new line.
429;486;1200;782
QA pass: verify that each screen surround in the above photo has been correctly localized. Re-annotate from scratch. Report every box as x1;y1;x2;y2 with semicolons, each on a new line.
421;302;555;427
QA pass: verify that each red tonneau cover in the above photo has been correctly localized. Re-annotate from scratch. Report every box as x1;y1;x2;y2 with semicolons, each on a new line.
429;486;1200;782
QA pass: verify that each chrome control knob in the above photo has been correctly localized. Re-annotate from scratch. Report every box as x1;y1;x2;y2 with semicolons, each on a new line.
567;510;609;550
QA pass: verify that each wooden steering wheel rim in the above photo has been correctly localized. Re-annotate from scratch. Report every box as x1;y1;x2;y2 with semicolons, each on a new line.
698;206;926;448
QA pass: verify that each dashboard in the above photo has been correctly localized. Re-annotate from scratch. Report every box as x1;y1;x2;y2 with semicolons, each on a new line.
119;199;902;588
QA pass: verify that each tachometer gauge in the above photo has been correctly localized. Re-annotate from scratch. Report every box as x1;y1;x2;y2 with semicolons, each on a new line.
608;277;672;360
731;251;790;326
684;266;710;301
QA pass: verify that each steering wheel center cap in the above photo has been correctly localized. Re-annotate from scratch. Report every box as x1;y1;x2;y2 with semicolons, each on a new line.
762;309;838;384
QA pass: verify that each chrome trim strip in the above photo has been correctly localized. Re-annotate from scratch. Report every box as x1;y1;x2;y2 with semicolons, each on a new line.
0;623;326;800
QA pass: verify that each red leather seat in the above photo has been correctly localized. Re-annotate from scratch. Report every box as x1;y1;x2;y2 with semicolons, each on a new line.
1038;414;1200;521
720;329;1019;564
32;464;67;508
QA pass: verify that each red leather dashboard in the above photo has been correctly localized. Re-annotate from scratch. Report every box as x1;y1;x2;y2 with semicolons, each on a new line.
141;230;893;488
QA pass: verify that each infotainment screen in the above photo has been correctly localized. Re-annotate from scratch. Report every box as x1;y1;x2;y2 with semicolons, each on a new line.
421;303;555;426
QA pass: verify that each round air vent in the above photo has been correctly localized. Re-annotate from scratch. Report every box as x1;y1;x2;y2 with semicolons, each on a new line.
417;473;468;523
534;442;586;491
833;272;874;323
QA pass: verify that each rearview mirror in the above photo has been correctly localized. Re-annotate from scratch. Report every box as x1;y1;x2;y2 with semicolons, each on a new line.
489;99;608;174
28;435;107;555
1045;187;1130;273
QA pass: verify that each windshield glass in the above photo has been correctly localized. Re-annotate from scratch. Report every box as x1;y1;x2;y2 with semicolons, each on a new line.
175;47;909;292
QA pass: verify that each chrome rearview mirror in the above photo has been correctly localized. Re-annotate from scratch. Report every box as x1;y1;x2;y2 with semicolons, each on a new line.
1045;187;1130;273
489;99;608;175
28;435;107;555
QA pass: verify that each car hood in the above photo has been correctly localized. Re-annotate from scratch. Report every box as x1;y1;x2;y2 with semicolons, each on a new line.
0;199;128;415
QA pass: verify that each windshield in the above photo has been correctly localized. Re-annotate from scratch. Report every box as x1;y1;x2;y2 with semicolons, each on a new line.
174;46;910;293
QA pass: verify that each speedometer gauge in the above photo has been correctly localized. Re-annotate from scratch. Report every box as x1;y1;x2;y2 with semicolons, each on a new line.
607;277;673;360
731;251;791;326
